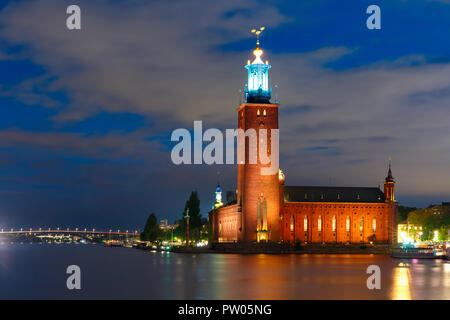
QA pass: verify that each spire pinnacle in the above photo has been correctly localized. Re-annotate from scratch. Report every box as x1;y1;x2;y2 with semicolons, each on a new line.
386;157;394;182
251;26;265;49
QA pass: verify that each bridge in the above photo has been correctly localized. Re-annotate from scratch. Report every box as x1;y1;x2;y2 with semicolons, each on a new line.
0;228;139;237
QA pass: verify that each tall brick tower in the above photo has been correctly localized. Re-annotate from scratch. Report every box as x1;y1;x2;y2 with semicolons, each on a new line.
236;28;280;243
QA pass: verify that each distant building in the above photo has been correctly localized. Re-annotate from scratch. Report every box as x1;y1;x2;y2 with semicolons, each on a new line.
398;223;423;243
209;39;398;245
159;219;168;230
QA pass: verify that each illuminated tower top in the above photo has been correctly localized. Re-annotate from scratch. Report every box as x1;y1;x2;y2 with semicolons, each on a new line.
245;27;271;104
213;184;224;209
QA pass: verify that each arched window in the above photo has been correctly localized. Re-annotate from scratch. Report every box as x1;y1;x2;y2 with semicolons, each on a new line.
263;109;267;117
318;215;322;232
257;109;260;117
359;216;364;233
290;216;294;232
373;217;376;233
346;217;350;232
332;216;336;232
304;216;308;232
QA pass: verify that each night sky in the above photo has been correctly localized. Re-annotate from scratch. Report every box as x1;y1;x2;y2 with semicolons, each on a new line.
1;0;450;231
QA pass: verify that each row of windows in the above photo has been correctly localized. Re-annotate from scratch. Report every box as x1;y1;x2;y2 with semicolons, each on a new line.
285;211;386;217
256;109;267;117
218;218;238;234
239;109;269;119
300;194;382;201
286;204;387;209
290;216;377;233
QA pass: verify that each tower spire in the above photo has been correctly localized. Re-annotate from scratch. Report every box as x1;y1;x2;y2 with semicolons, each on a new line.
386;156;394;182
245;27;271;103
251;26;265;49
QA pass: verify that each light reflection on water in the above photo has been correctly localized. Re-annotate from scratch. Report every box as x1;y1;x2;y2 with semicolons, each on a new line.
0;243;449;299
391;264;412;300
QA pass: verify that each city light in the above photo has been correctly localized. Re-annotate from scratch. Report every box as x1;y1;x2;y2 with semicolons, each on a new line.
433;230;439;242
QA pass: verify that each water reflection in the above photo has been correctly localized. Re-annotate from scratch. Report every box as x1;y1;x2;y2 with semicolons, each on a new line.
1;244;449;299
391;262;412;300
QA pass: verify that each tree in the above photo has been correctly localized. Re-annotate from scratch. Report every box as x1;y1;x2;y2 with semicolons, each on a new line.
398;206;417;223
175;191;203;242
140;213;161;242
407;205;450;241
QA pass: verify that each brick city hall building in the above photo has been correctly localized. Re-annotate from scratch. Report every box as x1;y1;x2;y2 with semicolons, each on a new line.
209;37;398;245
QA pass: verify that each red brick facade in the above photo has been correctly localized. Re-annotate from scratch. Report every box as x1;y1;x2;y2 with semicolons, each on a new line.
280;202;397;244
236;103;280;242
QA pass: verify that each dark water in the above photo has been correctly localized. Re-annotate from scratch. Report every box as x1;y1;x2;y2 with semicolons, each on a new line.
0;243;449;299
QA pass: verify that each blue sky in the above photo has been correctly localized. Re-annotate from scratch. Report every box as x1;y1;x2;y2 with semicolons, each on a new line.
1;0;450;230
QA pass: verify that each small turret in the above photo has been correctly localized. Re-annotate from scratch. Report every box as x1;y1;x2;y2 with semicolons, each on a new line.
213;184;224;209
384;159;395;202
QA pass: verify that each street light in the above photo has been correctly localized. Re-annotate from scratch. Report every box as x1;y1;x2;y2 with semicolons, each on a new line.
185;208;190;247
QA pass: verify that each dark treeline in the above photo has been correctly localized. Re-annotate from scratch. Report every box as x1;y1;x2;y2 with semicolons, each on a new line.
140;191;208;243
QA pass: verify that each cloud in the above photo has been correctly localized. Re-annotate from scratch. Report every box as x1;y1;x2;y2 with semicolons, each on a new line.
0;75;61;108
428;0;450;4
0;128;165;160
0;0;286;125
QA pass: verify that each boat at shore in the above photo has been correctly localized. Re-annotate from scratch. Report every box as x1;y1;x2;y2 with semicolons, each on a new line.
104;240;135;248
392;245;445;259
